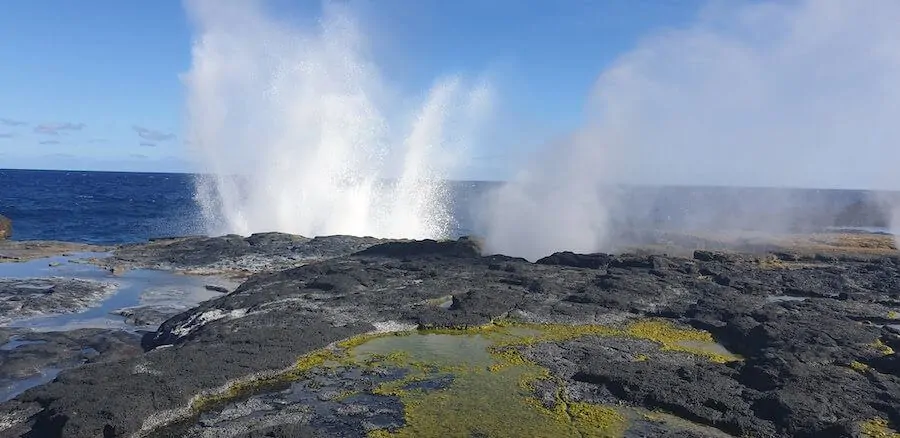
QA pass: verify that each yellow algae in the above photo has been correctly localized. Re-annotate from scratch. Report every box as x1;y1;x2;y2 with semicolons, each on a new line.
757;255;787;270
623;319;740;363
292;349;340;373
420;319;738;363
850;361;872;373
504;322;620;344
888;311;899;320
861;418;900;438
486;350;525;373
624;319;714;345
568;402;628;438
873;339;895;356
831;234;897;250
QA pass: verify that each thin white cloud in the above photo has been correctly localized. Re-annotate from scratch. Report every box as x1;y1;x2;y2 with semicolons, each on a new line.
0;118;27;127
133;126;176;142
39;140;61;145
0;133;14;139
139;142;158;147
34;122;85;136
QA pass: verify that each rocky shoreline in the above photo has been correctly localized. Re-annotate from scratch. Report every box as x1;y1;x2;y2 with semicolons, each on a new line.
0;233;897;437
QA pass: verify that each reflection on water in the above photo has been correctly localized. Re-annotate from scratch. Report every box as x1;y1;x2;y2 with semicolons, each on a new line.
179;322;739;438
352;333;496;367
0;367;61;403
0;252;112;279
0;253;237;402
351;333;593;437
1;253;233;331
0;337;47;351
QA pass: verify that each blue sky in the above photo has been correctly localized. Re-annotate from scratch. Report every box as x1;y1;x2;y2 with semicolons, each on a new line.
0;0;703;176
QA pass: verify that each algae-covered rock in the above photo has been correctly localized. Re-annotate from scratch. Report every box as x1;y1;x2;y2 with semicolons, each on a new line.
0;214;10;240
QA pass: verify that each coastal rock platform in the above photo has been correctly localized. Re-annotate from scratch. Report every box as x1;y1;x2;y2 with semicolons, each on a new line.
0;233;897;437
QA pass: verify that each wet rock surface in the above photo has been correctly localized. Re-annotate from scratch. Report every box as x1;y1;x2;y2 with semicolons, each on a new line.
105;232;393;277
112;305;191;328
0;234;898;437
0;328;143;402
0;240;107;263
0;278;117;325
106;278;238;330
164;366;408;438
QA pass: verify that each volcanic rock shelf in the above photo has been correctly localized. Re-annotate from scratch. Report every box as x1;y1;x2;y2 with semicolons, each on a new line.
0;233;898;437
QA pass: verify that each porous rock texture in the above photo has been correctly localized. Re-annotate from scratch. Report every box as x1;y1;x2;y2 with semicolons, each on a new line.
0;235;898;437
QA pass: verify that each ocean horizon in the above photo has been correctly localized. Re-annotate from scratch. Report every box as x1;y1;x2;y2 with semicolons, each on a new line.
1;168;894;245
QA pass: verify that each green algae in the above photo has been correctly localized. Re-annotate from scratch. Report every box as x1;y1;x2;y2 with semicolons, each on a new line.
360;333;624;437
355;320;737;437
373;359;571;437
872;339;895;356
185;318;739;437
418;318;740;363
850;360;873;373
567;402;629;438
353;333;496;368
622;319;740;363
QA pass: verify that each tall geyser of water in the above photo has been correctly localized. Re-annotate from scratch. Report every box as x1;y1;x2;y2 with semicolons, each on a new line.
182;0;490;239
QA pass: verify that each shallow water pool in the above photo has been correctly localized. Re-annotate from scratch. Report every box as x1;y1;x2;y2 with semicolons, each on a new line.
1;253;234;331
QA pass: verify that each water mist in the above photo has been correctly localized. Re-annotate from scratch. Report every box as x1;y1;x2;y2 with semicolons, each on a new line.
183;0;491;240
479;0;900;260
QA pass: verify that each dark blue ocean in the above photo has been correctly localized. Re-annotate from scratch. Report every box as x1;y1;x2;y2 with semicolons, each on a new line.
0;169;496;244
0;168;890;244
0;169;206;243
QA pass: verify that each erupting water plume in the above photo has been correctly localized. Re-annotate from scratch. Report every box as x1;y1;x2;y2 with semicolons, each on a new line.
183;0;490;239
479;0;900;260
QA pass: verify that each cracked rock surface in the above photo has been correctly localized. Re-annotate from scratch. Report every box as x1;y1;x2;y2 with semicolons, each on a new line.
0;235;897;437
